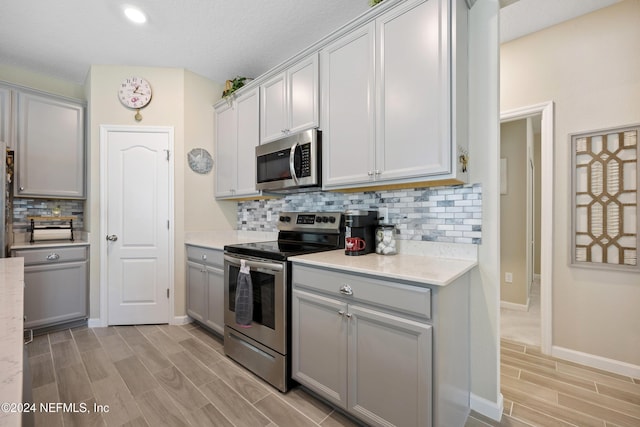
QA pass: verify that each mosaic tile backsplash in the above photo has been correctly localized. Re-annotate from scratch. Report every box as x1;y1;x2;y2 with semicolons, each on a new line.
238;184;482;244
12;198;85;231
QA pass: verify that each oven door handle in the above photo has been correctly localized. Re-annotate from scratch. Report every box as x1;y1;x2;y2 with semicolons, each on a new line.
224;255;284;272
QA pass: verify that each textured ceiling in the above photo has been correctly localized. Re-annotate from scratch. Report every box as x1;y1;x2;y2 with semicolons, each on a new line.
0;0;370;85
0;0;624;86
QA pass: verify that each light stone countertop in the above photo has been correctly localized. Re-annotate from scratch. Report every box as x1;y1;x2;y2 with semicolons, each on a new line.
0;257;24;427
183;230;477;286
185;230;278;251
290;249;477;287
10;231;90;251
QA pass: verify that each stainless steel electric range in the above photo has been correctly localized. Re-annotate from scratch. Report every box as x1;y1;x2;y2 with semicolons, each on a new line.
223;211;345;392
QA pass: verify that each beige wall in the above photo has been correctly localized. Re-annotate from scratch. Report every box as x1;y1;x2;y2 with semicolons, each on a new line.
500;119;527;305
501;0;640;366
184;72;237;232
86;65;235;321
0;64;85;99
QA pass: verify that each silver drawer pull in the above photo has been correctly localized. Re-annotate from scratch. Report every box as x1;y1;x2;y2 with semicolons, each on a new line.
339;284;353;296
346;313;352;319
338;310;345;316
201;254;207;260
46;253;60;261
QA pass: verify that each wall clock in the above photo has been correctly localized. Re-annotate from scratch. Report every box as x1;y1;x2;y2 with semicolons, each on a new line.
118;76;152;121
187;148;213;174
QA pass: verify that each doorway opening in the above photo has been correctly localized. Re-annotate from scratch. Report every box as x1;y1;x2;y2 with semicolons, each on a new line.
500;102;554;354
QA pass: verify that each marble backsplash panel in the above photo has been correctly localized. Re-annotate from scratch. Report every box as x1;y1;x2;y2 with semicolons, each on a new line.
12;198;85;231
237;184;482;244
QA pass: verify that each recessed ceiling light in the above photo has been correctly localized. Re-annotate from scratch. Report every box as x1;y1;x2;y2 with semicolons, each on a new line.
124;7;147;24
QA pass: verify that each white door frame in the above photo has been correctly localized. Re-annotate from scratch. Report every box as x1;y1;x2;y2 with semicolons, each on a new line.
99;125;175;327
500;101;554;354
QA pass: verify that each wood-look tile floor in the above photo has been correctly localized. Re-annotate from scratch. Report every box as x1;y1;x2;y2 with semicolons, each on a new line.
28;324;640;427
466;339;640;427
27;323;363;427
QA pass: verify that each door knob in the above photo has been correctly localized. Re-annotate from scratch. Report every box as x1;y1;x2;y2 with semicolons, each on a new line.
106;234;118;242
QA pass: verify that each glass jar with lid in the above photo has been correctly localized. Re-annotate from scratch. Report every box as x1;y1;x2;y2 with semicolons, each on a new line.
375;224;397;255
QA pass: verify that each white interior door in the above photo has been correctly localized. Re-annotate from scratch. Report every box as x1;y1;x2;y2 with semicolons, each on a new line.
103;126;171;325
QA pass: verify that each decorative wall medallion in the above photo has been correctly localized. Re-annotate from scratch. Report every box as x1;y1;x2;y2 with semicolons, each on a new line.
571;125;639;269
187;148;213;174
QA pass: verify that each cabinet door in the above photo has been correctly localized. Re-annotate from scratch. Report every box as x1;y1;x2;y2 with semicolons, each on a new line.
0;86;13;148
23;260;88;329
260;73;287;143
348;304;432;427
292;289;348;409
235;88;260;197
186;260;207;323
287;53;319;135
205;265;224;335
321;23;376;189
214;101;237;198
376;0;451;181
16;92;85;198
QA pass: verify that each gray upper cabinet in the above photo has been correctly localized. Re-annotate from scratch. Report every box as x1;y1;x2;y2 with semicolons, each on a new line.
16;91;85;199
0;86;13;148
260;52;319;143
322;0;468;190
214;87;261;199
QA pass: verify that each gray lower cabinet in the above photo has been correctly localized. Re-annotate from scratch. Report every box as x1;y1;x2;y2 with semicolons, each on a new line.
185;245;224;335
292;264;469;427
12;246;88;331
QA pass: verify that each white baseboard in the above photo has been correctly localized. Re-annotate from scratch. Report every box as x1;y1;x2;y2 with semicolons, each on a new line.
470;392;503;422
172;315;192;325
500;299;530;311
88;318;104;328
552;346;640;378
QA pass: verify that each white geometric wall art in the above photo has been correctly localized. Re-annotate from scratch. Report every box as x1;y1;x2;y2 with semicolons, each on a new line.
571;125;639;269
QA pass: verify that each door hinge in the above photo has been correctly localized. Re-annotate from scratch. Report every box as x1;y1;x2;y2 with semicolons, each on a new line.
166;288;170;299
164;149;170;161
167;220;170;230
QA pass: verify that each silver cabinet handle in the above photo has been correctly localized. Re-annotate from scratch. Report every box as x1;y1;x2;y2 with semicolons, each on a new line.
46;253;60;261
346;313;352;319
201;254;207;260
339;284;353;296
374;170;381;175
106;234;118;241
367;171;374;176
19;186;24;191
338;310;345;316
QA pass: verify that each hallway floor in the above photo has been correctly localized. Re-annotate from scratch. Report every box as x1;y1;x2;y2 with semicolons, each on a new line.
500;278;541;347
466;338;640;426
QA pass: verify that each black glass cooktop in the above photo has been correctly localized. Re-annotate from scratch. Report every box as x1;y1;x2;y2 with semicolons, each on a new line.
224;240;338;261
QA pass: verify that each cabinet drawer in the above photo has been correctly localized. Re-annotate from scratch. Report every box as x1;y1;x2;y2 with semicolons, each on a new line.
14;246;88;265
186;245;223;267
293;265;431;320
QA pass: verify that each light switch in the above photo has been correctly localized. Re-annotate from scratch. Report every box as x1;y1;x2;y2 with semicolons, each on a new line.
505;272;513;283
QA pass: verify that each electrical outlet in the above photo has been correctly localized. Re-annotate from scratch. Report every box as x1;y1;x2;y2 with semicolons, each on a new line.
505;272;513;283
379;207;389;223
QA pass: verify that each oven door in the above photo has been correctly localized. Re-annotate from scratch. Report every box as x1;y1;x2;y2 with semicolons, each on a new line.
223;253;287;354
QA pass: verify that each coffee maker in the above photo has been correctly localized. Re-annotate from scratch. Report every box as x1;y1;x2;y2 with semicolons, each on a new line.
344;210;379;256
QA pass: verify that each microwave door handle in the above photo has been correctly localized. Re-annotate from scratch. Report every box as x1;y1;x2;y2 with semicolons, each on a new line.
289;142;299;185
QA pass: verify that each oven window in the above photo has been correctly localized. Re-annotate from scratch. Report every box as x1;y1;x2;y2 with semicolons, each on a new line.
228;265;276;329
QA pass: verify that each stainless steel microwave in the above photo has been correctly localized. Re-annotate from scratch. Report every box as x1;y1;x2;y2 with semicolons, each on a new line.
256;129;321;192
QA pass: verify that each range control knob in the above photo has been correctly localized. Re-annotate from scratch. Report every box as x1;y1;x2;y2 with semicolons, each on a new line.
284;216;291;222
329;216;336;223
279;216;286;222
315;216;322;223
323;216;329;223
